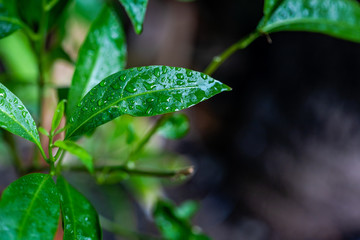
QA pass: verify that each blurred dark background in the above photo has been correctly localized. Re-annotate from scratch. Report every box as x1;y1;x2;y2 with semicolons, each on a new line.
125;0;360;239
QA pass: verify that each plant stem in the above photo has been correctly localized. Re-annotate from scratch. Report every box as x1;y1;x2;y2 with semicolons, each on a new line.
66;165;194;179
100;216;164;240
128;114;170;161
204;32;260;76
32;3;49;167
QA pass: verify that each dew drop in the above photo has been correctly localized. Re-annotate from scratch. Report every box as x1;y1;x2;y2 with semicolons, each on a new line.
77;102;82;107
119;74;127;81
111;82;121;90
22;111;27;118
141;74;151;80
201;73;208;80
176;80;185;86
18;105;24;110
175;67;181;71
162;66;168;74
153;68;161;77
146;107;153;115
176;73;184;80
0;89;6;98
143;82;156;90
82;106;88;111
146;98;155;103
100;81;107;87
137;67;143;71
0;99;4;106
186;69;193;77
97;99;104;106
14;99;18;104
125;84;137;93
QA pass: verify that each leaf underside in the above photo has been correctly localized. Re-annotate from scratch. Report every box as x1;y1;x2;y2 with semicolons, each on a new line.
66;66;231;139
0;174;60;240
259;0;360;43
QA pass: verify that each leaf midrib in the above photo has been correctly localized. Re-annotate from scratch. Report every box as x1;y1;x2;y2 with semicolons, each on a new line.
17;175;49;240
261;13;360;33
67;86;198;138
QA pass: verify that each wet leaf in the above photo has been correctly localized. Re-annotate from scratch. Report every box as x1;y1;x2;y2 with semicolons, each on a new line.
0;173;60;240
0;83;42;149
57;176;101;240
158;113;190;139
259;0;360;42
54;140;93;173
66;66;231;139
67;6;127;116
118;0;148;34
0;3;21;39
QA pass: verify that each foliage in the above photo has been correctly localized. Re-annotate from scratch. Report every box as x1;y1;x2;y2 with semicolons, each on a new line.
0;0;359;239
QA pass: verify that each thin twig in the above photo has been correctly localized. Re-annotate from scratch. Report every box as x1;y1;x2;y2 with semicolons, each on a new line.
204;32;260;76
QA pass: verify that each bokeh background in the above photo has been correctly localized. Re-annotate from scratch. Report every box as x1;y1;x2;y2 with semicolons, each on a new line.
2;0;360;239
133;0;360;239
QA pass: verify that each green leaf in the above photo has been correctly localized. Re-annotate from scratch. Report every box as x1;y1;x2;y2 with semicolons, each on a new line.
263;0;282;16
51;99;65;134
67;6;127;116
0;173;60;240
0;3;21;39
54;140;94;173
57;176;102;240
258;0;360;43
66;66;231;139
38;126;49;136
15;0;70;30
118;0;148;34
0;83;42;149
158;113;190;139
154;199;210;240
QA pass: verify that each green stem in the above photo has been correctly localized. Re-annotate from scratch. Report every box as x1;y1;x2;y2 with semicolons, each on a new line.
32;3;49;167
66;165;194;179
204;32;260;76
128;114;170;161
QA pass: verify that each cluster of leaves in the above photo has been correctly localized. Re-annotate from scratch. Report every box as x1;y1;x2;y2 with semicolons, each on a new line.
0;0;360;239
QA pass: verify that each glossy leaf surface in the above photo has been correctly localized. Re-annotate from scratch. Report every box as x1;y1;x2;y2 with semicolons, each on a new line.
57;176;101;240
0;83;41;148
51;99;65;133
118;0;148;34
154;200;210;240
158;113;189;139
258;0;360;42
66;66;230;139
0;173;60;240
67;7;127;116
54;140;93;173
0;3;21;39
263;0;281;16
